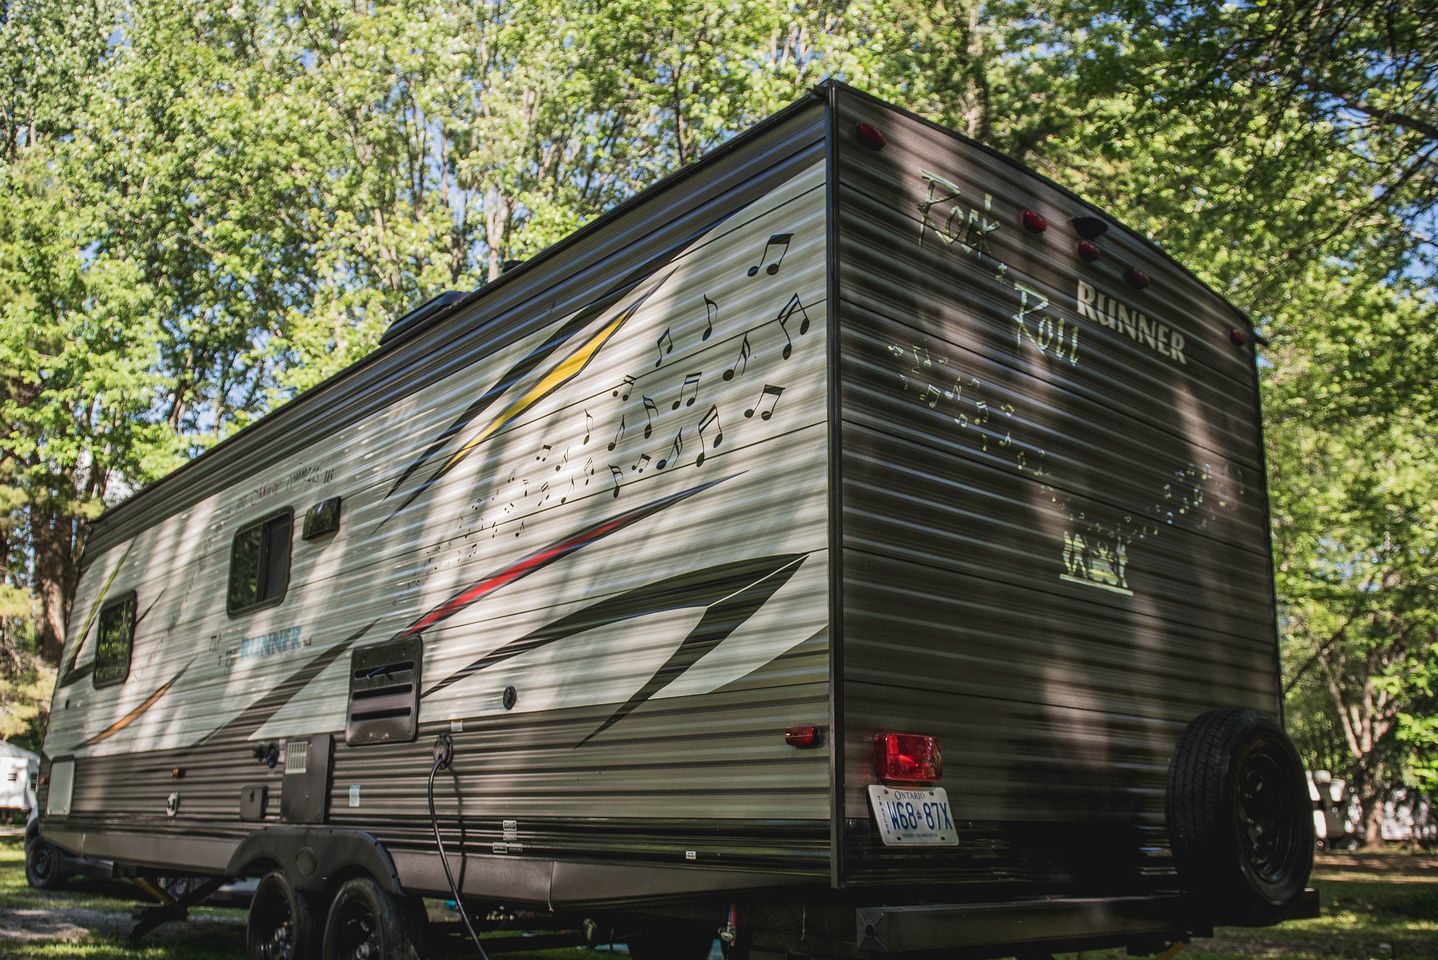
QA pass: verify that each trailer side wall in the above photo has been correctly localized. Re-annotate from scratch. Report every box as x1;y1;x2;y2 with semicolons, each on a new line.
41;102;836;905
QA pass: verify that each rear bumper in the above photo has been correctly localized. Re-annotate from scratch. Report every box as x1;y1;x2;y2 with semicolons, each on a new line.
854;889;1319;955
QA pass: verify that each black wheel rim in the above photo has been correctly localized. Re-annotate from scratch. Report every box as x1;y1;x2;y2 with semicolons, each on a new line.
1236;742;1300;885
254;889;295;960
30;844;54;881
332;897;383;960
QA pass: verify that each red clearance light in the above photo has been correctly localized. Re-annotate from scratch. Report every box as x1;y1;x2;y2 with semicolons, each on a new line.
1077;240;1101;262
1125;266;1150;290
1021;209;1047;233
874;733;943;784
785;724;822;748
1229;327;1248;346
855;122;887;150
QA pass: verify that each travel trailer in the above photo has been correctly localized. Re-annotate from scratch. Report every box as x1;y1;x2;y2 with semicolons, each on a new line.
37;83;1315;960
1308;771;1357;849
1;741;38;814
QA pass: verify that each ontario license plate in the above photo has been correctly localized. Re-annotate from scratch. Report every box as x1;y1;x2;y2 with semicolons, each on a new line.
867;785;958;846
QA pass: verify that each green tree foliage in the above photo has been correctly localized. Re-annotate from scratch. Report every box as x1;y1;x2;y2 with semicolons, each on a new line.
0;0;1432;836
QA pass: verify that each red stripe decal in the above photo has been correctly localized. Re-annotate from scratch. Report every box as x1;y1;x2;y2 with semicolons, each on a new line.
400;476;735;639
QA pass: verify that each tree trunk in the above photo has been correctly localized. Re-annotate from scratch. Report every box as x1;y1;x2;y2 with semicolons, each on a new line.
1348;761;1389;850
30;505;75;665
1360;793;1386;848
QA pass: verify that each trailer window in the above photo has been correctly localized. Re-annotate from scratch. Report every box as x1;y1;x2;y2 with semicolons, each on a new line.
228;510;293;615
94;592;136;688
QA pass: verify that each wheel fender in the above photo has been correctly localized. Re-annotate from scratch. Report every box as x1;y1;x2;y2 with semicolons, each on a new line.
226;827;403;896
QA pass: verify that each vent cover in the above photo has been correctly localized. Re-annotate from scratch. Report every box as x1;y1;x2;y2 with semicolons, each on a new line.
346;636;422;746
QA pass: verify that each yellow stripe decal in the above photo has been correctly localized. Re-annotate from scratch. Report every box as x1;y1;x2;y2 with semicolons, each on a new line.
440;287;652;473
64;544;134;676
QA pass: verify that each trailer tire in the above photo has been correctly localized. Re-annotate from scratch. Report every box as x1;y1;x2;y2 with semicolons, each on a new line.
247;870;320;960
624;921;717;960
1166;708;1314;918
321;876;424;960
24;836;67;890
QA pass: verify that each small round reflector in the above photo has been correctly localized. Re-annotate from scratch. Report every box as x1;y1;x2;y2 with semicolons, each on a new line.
1229;327;1248;346
855;122;887;150
874;733;943;784
1022;209;1047;233
785;725;821;747
1077;240;1101;262
1125;267;1150;289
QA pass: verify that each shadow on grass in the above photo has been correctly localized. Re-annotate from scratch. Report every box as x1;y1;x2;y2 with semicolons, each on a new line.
3;837;1434;960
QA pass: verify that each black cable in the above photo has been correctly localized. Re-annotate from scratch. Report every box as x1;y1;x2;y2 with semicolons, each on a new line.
428;735;490;960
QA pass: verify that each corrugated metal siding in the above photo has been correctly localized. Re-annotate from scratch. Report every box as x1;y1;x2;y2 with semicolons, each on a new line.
42;102;835;897
833;90;1278;889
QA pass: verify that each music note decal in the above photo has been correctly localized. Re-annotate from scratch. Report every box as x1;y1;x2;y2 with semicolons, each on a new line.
608;465;624;498
614;375;635;401
583;409;593;444
656;430;684;470
702;295;718;342
641;396;659;438
747;233;792;277
744;384;784;421
672;372;701;410
695;405;723;467
723;334;752;382
608;416;626;452
631;453;651;473
775;293;811;359
655;328;674;367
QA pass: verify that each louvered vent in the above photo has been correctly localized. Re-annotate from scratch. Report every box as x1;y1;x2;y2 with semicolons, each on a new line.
345;637;422;745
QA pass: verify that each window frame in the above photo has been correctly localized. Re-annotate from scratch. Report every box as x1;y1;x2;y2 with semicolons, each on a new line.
226;508;294;617
93;591;137;689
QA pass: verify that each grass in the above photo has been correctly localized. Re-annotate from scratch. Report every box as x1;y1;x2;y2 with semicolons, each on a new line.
1;836;1434;959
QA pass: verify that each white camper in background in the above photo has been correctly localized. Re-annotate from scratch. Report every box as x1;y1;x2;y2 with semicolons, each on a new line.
0;741;38;814
1308;771;1357;849
38;83;1318;960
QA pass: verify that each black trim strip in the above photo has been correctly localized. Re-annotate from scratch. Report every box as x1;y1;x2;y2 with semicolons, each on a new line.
579;555;806;745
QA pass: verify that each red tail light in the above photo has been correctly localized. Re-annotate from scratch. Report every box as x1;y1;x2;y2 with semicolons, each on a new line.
855;122;887;150
874;733;943;784
785;724;821;748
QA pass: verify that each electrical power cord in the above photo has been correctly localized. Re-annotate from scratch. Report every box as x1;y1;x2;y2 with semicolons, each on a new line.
428;733;491;960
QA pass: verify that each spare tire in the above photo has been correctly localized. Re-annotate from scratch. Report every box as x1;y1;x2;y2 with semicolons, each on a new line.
1166;708;1314;919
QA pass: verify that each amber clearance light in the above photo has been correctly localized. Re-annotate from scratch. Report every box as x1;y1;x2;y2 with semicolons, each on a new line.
874;733;943;784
